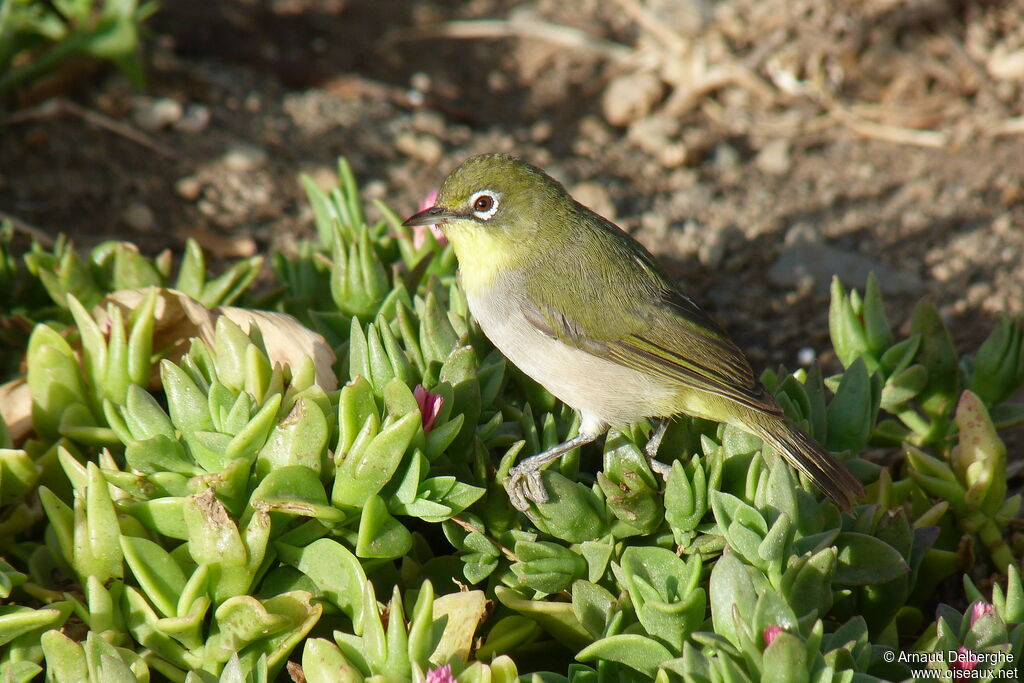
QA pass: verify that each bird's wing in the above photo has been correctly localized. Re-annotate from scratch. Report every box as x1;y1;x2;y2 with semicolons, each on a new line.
522;289;779;414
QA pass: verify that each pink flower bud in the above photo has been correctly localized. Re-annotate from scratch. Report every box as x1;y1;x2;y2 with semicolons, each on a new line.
763;625;784;646
426;664;455;683
410;190;447;249
950;646;978;671
970;601;995;626
414;384;444;433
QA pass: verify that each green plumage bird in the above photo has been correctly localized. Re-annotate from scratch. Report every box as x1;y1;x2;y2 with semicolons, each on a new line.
405;153;864;511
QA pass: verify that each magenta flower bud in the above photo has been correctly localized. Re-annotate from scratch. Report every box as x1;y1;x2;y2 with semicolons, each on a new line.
763;625;784;646
414;384;444;433
426;663;456;683
970;601;995;626
410;191;447;249
950;647;978;672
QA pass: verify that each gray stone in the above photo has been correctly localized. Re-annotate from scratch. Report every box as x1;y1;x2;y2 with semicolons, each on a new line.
698;224;744;269
174;104;210;133
710;143;741;171
122;201;156;232
768;222;920;293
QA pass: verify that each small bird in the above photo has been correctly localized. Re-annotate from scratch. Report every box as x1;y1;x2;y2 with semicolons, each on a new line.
404;153;864;512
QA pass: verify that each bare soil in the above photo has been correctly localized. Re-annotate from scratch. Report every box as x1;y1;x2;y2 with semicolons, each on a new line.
2;0;1023;375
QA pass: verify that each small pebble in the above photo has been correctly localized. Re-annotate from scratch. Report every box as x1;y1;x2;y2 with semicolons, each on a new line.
362;179;387;201
122;201;156;232
174;104;210;133
641;211;670;236
572;182;616;221
987;48;1024;81
395;132;443;165
698;224;743;269
133;97;183;131
305;166;338;193
627;115;684;167
531;120;553;143
602;72;665;127
755;138;792;175
797;346;817;366
710;143;741;171
222;143;268;172
411;110;446;137
175;176;202;201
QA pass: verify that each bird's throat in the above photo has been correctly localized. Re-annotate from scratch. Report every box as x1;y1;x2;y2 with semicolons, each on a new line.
446;224;522;296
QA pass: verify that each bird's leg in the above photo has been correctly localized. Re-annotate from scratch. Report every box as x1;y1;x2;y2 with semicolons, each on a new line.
644;418;673;479
507;433;598;511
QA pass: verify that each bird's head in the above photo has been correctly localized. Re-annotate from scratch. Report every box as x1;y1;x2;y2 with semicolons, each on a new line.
403;153;572;242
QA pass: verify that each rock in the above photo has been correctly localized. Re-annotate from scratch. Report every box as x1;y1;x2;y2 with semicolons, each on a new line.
710;143;741;171
175;176;202;201
572;182;616;221
698;224;743;269
602;72;665;127
174;104;210;133
530;120;553;143
627;115;689;167
641;211;670;237
122;201;156;232
395;132;443;165
305;165;338;193
132;97;183;131
755;138;792;175
362;179;387;201
411;109;446;137
645;0;713;37
768;222;920;294
987;47;1024;81
579;116;612;146
222;143;268;172
672;219;703;256
667;220;741;269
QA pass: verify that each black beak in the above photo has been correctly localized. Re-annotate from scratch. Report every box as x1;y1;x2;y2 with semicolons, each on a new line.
403;206;454;227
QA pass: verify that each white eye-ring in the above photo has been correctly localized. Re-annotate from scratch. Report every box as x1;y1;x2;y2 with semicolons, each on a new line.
469;190;500;220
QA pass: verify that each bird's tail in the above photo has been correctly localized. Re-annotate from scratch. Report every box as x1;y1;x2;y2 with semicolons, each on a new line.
749;414;864;511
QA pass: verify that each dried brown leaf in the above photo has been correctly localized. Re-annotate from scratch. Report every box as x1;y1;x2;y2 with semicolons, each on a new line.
99;288;337;391
0;378;32;444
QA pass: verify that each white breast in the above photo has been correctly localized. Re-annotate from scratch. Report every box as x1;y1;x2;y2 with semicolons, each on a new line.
466;281;676;435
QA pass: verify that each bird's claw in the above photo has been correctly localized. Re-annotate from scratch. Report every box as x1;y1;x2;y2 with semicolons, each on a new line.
507;463;549;512
648;457;673;481
644;419;673;481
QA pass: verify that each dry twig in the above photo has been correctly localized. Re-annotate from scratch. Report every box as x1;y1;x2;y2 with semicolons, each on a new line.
0;211;55;247
392;19;633;63
827;102;948;148
990;117;1024;137
3;98;180;159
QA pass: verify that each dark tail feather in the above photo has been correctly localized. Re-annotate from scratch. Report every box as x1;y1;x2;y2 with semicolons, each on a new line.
754;416;864;511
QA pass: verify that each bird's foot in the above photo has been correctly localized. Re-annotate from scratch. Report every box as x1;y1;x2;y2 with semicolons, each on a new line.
507;463;549;512
648;458;673;480
644;418;673;481
504;432;600;512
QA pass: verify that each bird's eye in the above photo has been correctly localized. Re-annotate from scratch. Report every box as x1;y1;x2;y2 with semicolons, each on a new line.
469;190;499;220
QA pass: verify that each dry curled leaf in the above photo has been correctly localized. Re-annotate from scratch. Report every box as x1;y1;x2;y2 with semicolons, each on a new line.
0;378;32;444
98;288;337;391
